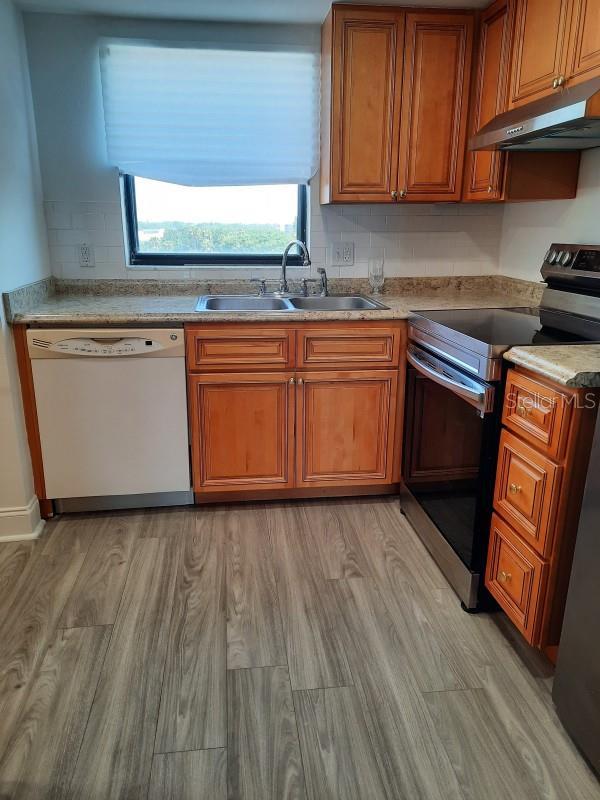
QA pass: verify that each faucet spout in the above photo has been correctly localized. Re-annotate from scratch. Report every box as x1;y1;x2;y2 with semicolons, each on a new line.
280;240;311;294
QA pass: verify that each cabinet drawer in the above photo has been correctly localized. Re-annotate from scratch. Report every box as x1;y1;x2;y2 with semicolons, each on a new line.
485;513;549;645
186;326;294;371
494;429;562;557
503;369;571;459
297;325;402;368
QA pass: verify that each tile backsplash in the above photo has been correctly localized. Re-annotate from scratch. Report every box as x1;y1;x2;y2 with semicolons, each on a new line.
45;177;504;281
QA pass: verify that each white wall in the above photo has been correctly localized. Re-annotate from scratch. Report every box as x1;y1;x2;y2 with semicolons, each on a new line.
500;148;600;281
25;11;504;281
0;0;51;540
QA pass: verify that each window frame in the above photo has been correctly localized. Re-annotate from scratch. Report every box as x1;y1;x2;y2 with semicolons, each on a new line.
123;175;308;267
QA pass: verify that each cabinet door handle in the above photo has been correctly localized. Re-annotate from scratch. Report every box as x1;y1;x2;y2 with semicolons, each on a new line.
498;570;512;584
289;377;295;384
399;189;407;199
487;185;494;194
517;402;532;417
391;190;399;201
509;483;522;494
297;378;304;385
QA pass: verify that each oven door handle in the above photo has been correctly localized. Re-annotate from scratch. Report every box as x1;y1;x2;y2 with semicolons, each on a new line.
407;346;495;416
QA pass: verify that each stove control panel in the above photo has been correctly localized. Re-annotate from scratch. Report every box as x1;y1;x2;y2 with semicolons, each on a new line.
543;244;600;277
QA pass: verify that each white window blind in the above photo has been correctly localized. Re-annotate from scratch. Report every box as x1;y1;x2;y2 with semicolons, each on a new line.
99;42;320;187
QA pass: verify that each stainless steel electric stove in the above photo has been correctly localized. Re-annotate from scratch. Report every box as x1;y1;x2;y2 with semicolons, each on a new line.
401;244;600;610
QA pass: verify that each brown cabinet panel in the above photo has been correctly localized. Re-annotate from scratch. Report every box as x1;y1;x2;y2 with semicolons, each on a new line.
297;323;402;369
486;513;549;645
186;326;294;371
494;429;562;557
190;372;295;492
503;369;572;460
509;0;571;108
397;11;474;201
464;0;513;201
566;0;600;86
296;370;398;487
324;6;404;202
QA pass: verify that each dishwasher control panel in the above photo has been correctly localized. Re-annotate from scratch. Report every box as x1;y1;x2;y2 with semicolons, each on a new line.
27;328;185;359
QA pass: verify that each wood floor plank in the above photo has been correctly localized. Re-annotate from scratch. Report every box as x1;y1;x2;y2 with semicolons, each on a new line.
423;688;540;800
40;515;97;557
334;578;464;800
355;500;450;593
0;551;86;759
148;749;227;800
226;505;286;670
479;664;600;799
155;512;226;753
0;625;111;800
297;500;373;580
0;542;34;601
139;508;191;538
227;666;306;800
69;537;178;800
59;515;140;627
294;686;388;800
269;504;353;691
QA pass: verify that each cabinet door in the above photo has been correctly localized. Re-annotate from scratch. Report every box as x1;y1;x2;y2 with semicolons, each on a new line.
509;0;571;108
566;0;600;87
296;370;398;487
327;6;404;202
463;0;513;201
190;372;295;492
397;11;474;202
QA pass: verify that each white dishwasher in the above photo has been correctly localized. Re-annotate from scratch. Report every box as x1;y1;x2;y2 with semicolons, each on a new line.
27;328;193;512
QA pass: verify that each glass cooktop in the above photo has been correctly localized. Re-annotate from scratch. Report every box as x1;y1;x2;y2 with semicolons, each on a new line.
413;307;590;347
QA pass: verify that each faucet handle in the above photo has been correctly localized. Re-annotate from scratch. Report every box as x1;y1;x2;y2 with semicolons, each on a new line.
316;267;328;296
250;278;267;296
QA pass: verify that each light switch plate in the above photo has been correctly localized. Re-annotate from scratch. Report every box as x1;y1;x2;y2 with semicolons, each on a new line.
330;241;354;266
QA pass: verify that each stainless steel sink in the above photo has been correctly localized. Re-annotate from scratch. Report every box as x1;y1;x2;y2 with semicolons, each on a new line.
195;294;389;312
196;296;292;312
288;295;388;311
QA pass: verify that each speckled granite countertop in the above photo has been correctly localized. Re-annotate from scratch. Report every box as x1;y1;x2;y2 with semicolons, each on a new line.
5;275;544;326
505;345;600;388
9;291;543;325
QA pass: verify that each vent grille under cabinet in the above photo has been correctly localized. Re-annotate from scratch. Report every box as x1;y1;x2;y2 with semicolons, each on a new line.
31;338;51;349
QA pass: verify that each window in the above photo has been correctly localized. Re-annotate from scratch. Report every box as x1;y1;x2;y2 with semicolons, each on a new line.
124;176;308;266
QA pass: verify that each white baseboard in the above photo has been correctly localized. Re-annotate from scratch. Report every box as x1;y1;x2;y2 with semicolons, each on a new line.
0;496;45;542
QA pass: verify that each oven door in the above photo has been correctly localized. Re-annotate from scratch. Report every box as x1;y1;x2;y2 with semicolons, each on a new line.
403;344;500;593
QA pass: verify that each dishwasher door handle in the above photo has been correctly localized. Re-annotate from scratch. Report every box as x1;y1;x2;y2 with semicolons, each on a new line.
407;345;495;416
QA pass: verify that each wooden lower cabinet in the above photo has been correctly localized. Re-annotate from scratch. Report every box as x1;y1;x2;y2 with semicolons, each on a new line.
186;322;405;498
486;367;599;655
296;370;399;487
189;372;295;492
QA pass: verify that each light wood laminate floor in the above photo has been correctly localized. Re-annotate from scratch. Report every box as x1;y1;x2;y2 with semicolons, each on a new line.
0;497;598;799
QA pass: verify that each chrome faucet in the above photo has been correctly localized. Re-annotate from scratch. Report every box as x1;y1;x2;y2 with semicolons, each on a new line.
280;240;311;294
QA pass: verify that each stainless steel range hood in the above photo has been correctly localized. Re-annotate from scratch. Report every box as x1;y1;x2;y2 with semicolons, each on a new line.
470;77;600;151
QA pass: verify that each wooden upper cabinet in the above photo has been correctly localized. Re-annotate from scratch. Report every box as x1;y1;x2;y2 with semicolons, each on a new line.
321;5;404;203
397;11;474;202
566;0;600;87
509;0;571;108
463;0;513;201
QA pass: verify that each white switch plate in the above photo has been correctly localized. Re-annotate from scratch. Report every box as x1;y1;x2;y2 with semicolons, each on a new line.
330;241;354;266
79;243;95;268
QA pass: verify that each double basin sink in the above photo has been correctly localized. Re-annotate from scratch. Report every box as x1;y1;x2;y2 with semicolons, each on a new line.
196;295;388;312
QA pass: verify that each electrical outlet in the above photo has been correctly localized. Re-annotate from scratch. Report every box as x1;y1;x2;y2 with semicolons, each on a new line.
330;241;354;267
79;243;95;268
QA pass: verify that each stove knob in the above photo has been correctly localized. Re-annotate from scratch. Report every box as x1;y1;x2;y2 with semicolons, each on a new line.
560;251;572;266
547;249;558;264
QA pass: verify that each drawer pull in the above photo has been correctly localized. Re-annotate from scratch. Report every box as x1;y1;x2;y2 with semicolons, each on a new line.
509;483;522;494
498;570;512;584
517;403;532;417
